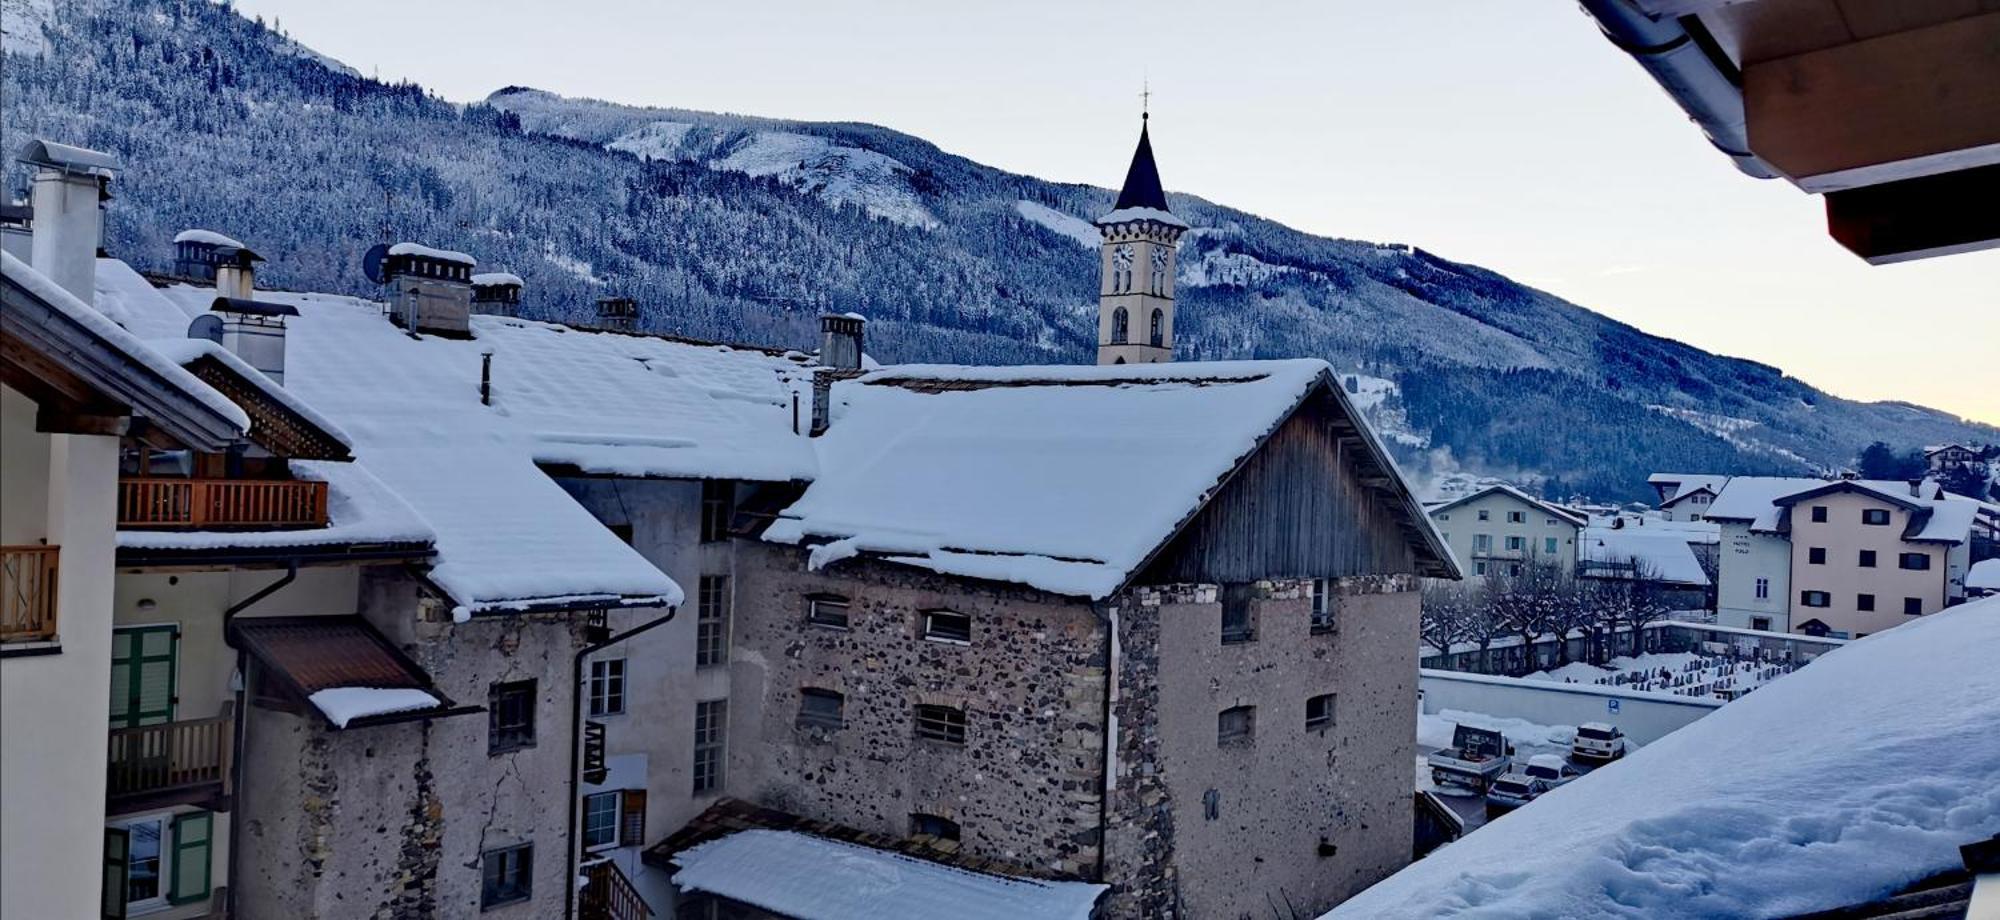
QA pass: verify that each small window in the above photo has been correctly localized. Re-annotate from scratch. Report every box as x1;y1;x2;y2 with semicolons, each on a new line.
1505;535;1525;551
699;481;735;543
1861;508;1890;526
1507;563;1522;577
805;593;851;630
1856;593;1876;612
1309;580;1334;634
1506;511;1525;524
1899;553;1931;571
1473;534;1492;552
1546;517;1559;525
1751;616;1772;631
1111;306;1129;343
588;658;625;717
1438;513;1449;521
620;789;648;847
914;704;966;745
480;843;533;910
1904;597;1924;616
1477;510;1490;521
1755;577;1770;600
693;700;727;794
1149;308;1164;348
697;575;730;667
1220;584;1255;645
921;609;972;644
1218;705;1255;745
489;680;536;754
1810;505;1828;523
1858;550;1877;568
797;688;845;731
582;791;620;851
1543;537;1558;555
1801;590;1830;608
1305;694;1334;733
1474;561;1488;576
910;813;961;843
1808;547;1826;565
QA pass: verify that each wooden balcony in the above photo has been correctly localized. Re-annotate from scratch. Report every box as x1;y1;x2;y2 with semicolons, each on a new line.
118;477;328;529
106;705;234;815
580;858;653;920
1;545;59;644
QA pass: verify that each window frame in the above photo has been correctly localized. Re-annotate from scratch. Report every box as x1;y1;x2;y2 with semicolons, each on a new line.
1800;590;1831;608
696;575;730;667
1220;584;1256;645
920;609;972;645
1504;535;1526;551
1506;510;1525;524
1807;546;1827;565
1305;694;1334;733
488;680;537;754
107;811;174;914
805;593;851;631
1309;579;1334;634
796;687;845;731
1810;505;1828;523
1217;705;1255;746
1755;577;1770;600
1859;549;1877;568
1856;593;1876;612
699;480;735;543
1904;597;1924;616
693;699;727;795
1861;508;1891;526
913;703;967;746
480;842;534;911
587;658;626;718
1898;552;1931;571
582;791;621;852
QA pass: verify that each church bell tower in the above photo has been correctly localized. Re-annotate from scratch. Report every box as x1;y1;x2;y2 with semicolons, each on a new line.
1096;111;1187;365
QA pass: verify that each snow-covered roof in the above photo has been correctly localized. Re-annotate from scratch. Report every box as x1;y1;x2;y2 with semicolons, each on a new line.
470;271;523;287
763;359;1450;597
1095;206;1188;230
145;338;355;449
387;242;475;266
172;228;248;249
1579;527;1711;586
1330;594;2000;919
1970;559;2000;591
98;257;818;614
308;687;441;729
1647;473;1730;504
670;829;1107;920
117;460;433;554
4;252;250;434
1767;479;1983;545
1426;483;1587;528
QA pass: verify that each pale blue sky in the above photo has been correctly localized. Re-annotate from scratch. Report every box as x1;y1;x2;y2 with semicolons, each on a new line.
236;0;1998;424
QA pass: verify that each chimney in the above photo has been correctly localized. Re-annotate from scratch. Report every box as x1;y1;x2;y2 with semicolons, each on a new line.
1909;479;1924;497
206;297;295;384
17;139;119;305
375;242;475;337
471;271;523;317
809;371;835;437
596;295;638;331
819;312;865;370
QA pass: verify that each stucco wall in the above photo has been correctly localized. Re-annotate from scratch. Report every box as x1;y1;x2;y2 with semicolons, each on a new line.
730;542;1110;878
1108;577;1418;918
0;388;119;920
1717;523;1791;631
1430;491;1578;577
1787;490;1950;637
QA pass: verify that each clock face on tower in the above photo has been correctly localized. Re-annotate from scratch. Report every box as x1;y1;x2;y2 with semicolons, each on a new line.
1112;244;1135;293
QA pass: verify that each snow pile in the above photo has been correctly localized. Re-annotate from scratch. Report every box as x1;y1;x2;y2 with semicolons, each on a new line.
763;360;1332;598
713;131;939;229
1334;594;2000;919
1970;558;2000;592
172;228;249;249
4;252;249;432
1013;200;1100;249
1095;205;1188;230
387;242;475;266
307;687;441;728
671;829;1107;920
1418;708;1576;755
470;272;524;287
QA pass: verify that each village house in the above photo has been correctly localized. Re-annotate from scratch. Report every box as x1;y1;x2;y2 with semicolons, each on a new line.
1707;475;1994;637
1426;483;1586;577
1646;473;1729;522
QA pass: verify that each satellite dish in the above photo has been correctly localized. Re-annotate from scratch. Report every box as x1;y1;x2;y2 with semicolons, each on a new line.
362;242;391;285
188;314;224;344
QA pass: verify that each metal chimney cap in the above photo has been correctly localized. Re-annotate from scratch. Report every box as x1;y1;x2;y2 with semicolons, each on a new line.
16;139;120;177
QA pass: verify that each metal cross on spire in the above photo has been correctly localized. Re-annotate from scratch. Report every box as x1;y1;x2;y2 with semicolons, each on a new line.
1141;79;1151;121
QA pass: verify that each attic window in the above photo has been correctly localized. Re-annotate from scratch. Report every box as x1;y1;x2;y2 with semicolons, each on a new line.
1506;511;1525;524
1221;584;1256;645
805;594;850;630
1862;508;1890;526
921;609;971;645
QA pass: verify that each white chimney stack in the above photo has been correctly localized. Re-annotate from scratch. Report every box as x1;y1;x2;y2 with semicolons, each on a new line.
17;139;119;306
819;312;865;370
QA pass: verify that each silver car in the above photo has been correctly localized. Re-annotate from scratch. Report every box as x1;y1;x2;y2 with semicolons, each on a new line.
1484;773;1551;814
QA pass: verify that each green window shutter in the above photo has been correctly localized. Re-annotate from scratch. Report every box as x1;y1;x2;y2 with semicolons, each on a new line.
168;812;213;906
110;626;178;728
102;826;130;919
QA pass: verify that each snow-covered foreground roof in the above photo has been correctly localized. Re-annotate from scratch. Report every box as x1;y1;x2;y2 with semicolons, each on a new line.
763;360;1379;598
671;829;1107;920
1329;594;2000;919
1580;527;1711;586
97;258;818;613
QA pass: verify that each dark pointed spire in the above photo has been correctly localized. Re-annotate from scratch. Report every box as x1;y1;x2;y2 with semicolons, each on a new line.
1112;116;1171;212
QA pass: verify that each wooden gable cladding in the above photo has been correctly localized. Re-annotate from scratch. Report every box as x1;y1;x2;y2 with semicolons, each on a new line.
185;356;348;461
1137;386;1427;585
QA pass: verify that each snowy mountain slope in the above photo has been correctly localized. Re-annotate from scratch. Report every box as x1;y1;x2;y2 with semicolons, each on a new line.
3;0;1990;500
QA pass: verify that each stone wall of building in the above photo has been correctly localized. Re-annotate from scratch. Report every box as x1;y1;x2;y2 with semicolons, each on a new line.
1104;575;1420;918
729;542;1110;878
236;571;588;919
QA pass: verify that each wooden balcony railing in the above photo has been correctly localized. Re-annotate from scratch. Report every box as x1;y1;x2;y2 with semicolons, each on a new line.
118;477;328;529
106;707;233;813
1;545;59;643
580;858;653;920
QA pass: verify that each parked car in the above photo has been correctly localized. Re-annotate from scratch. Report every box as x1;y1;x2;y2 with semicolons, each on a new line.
1523;753;1581;787
1484;773;1551;814
1571;722;1628;763
1428;724;1514;792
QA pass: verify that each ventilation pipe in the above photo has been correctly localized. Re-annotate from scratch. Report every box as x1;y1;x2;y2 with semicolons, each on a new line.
17;139;119;305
